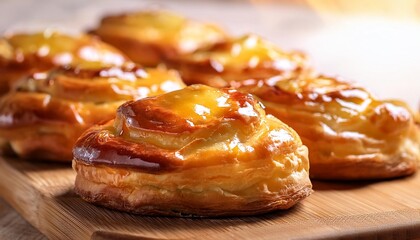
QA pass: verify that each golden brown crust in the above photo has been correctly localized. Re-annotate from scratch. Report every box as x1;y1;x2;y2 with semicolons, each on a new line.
239;75;420;180
91;11;227;67
73;169;312;217
308;154;417;180
0;31;129;94
73;85;312;216
164;31;418;180
0;65;185;161
167;35;310;87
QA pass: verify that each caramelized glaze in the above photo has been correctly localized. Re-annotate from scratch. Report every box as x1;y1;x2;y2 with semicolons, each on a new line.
168;34;310;87
0;31;129;94
116;85;261;134
92;11;226;66
0;65;185;161
239;75;420;179
74;85;303;172
72;84;312;216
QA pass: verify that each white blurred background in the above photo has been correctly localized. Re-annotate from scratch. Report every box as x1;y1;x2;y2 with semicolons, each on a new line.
0;0;419;109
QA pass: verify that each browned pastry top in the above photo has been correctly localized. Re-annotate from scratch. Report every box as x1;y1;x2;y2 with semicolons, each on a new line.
168;34;309;87
0;31;128;68
0;65;185;128
239;75;420;179
241;75;413;136
91;10;227;66
0;64;185;160
73;84;312;216
95;11;225;52
0;31;129;93
74;84;305;174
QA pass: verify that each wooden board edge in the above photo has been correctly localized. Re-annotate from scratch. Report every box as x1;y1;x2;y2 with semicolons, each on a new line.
0;158;43;229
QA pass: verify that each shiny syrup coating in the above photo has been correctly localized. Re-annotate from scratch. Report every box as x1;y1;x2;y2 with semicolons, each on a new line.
193;34;304;69
1;31;127;68
168;34;310;87
91;11;227;66
117;85;259;133
0;63;186;161
251;75;369;104
0;65;185;128
0;31;129;94
73;85;270;172
73;128;183;173
239;74;418;165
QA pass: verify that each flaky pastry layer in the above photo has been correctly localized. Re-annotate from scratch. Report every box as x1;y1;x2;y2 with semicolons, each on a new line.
91;11;226;67
0;66;185;161
73;85;312;216
168;34;310;88
0;31;128;94
239;75;420;180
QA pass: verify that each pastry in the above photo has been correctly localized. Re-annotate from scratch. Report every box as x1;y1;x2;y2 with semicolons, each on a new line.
91;11;226;67
73;84;312;217
239;75;420;180
167;34;310;88
0;31;129;94
0;65;185;161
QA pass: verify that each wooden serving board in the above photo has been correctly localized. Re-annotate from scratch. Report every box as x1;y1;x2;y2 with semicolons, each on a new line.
1;156;420;240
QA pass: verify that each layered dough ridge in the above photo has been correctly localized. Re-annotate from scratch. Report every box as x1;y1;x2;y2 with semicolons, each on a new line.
73;84;312;216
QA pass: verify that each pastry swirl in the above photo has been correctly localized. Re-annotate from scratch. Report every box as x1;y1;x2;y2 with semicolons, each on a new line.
0;31;128;94
239;75;420;180
91;11;226;67
73;84;312;217
167;34;310;87
0;65;185;161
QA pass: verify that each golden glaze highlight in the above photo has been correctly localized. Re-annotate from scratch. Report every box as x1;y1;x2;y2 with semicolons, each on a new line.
168;34;309;87
0;65;185;161
0;31;129;94
92;11;226;67
73;85;312;217
239;75;420;180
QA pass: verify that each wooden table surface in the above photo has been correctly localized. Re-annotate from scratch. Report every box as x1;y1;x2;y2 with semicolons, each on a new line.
0;198;46;239
1;156;420;240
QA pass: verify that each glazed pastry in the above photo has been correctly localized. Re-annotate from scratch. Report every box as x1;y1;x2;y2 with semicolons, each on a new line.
239;75;420;180
0;31;129;94
167;34;310;88
73;84;312;217
0;65;185;161
91;11;226;67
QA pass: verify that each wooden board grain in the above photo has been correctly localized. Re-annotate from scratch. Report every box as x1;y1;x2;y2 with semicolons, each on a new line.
0;198;46;240
0;156;420;240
